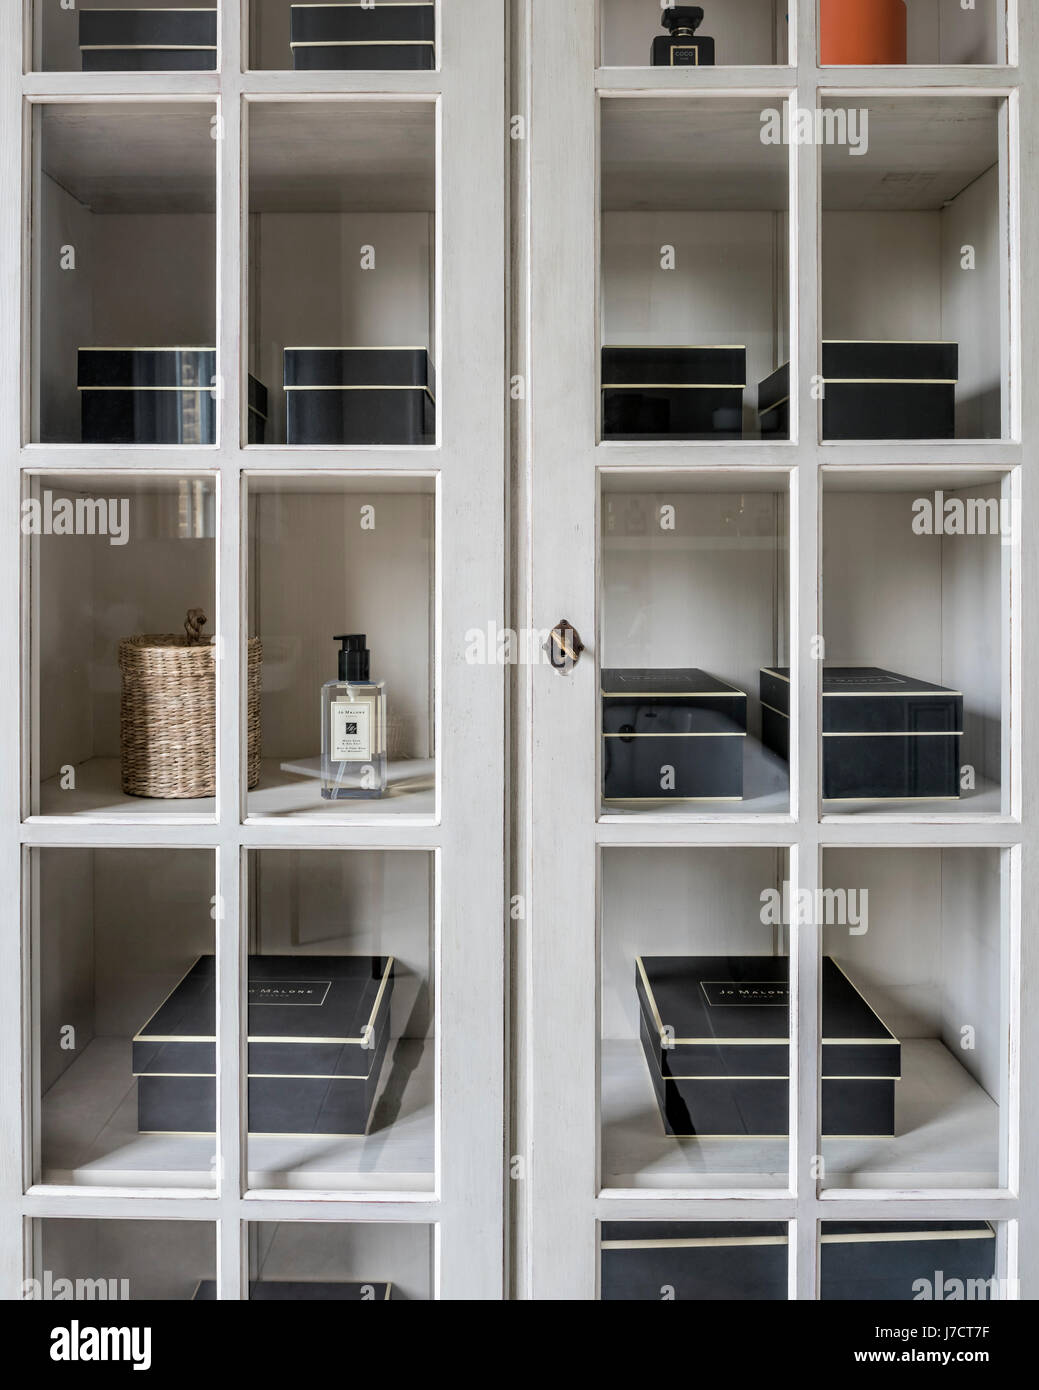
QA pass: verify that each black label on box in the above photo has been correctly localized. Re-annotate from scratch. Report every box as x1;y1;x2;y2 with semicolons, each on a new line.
248;981;331;1007
701;982;789;1008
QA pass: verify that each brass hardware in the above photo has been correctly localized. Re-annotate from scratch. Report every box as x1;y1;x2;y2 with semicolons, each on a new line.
548;620;584;672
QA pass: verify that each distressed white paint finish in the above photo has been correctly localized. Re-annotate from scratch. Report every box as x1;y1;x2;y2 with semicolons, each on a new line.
519;0;1032;1302
4;0;506;1301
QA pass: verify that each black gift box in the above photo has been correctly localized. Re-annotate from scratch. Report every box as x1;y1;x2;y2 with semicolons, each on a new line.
78;349;268;446
635;955;899;1137
758;342;958;441
602;669;746;801
821;1222;997;1302
134;954;394;1136
761;666;963;801
284;348;436;446
291;4;435;71
194;1280;394;1301
79;8;217;72
601;1222;788;1301
602;346;745;440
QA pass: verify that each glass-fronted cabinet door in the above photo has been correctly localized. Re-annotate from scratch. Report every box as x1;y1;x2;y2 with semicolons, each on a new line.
1;0;505;1301
516;0;1036;1303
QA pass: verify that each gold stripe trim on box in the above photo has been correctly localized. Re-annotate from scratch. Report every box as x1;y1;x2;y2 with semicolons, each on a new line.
602;1237;789;1251
604;344;747;350
285;345;429;351
825;378;957;386
823;730;962;738
77;385;214;393
819;1229;994;1246
661;1073;902;1082
602;686;747;698
824;689;962;697
761;668;790;682
134;1071;375;1080
823;795;961;802
290;40;436;48
605;796;745;802
760;701;789;719
603;731;747;739
757;395;789;416
602;382;746;391
80;45;217;52
79;346;215;351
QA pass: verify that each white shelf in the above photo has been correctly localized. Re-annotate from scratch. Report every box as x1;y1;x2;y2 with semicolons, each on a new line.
247;757;436;821
601;1037;1000;1193
39;758;215;820
41;1036;435;1193
823;777;1002;819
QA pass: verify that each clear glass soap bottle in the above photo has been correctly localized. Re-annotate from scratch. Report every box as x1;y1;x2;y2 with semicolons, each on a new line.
321;634;387;800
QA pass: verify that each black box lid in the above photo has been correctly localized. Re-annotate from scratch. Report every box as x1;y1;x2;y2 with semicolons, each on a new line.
291;3;435;43
284;347;434;392
602;345;747;387
80;9;218;49
602;1221;788;1247
822;340;958;382
78;347;215;389
602;669;746;699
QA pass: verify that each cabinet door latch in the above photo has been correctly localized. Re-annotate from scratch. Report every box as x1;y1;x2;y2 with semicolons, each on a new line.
548;619;585;672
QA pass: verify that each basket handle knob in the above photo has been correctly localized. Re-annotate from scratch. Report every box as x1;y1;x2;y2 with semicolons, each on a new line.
184;608;208;646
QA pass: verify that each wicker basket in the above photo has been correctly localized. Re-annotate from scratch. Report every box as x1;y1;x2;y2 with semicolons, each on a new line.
118;609;262;798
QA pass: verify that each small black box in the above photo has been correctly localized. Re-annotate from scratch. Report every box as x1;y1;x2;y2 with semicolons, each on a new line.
759;342;958;441
134;954;394;1136
602;1222;788;1301
821;1222;997;1301
761;666;963;801
78;349;267;446
79;8;217;71
636;955;900;1137
291;4;435;71
602;669;747;801
193;1280;394;1300
285;348;436;446
602;346;745;440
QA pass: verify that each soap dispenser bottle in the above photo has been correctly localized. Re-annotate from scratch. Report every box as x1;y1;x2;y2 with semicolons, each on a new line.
321;634;387;799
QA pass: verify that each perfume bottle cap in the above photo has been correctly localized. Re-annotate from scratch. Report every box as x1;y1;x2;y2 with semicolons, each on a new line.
334;633;370;682
661;5;705;33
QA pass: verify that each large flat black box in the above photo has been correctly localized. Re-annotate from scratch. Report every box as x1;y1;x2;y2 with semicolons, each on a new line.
602;346;745;440
821;1222;997;1301
78;349;268;446
194;1280;394;1301
757;342;957;441
761;666;963;801
134;954;395;1136
284;348;436;445
602;669;746;801
291;4;435;70
635;955;900;1137
79;8;217;71
601;1222;788;1301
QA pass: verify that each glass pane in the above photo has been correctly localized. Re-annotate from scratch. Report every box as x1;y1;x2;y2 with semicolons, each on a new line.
246;1223;433;1301
819;847;1007;1191
244;850;434;1191
32;103;217;446
821;96;1005;442
249;1;437;72
599;1;790;68
600;97;791;443
34;1;219;73
245;475;435;818
32;848;217;1189
599;473;790;817
819;0;1010;67
601;1221;789;1300
27;472;218;819
601;847;791;1190
247;101;436;448
820;1222;1002;1301
821;469;1010;815
31;1220;216;1302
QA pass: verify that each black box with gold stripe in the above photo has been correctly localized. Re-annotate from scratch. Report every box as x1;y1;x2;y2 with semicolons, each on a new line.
291;4;435;71
285;347;435;445
79;8;217;71
133;954;394;1136
635;955;899;1137
602;668;746;801
821;1222;997;1301
601;1222;788;1301
602;346;745;440
193;1280;394;1300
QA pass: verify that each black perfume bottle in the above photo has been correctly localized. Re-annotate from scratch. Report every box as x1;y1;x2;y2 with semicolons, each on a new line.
652;6;716;67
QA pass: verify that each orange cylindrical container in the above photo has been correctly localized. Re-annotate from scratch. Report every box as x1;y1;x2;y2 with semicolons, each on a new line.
820;0;907;66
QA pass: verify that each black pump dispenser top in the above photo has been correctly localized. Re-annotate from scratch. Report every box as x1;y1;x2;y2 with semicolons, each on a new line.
661;5;704;34
334;634;370;682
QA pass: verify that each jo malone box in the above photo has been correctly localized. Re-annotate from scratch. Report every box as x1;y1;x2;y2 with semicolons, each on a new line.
291;4;435;70
133;954;395;1136
79;8;218;71
78;349;268;446
602;669;747;801
193;1280;394;1301
635;955;900;1137
821;1222;996;1302
284;348;436;446
760;666;963;801
601;1222;788;1301
601;346;745;440
758;342;957;440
